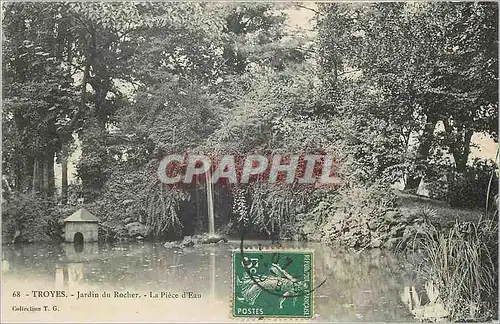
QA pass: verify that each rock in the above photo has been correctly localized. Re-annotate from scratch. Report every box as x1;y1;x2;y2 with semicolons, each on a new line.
367;219;380;230
125;222;150;238
165;234;228;249
383;210;402;223
383;237;401;250
202;235;227;244
164;241;179;249
332;212;347;230
400;209;416;222
193;234;228;244
301;221;317;236
307;232;322;242
412;302;449;322
180;236;194;248
343;229;362;248
370;238;382;248
115;224;127;237
389;224;405;237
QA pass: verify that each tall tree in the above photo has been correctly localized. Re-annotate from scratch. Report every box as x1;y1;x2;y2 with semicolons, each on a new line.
3;3;78;197
316;2;498;189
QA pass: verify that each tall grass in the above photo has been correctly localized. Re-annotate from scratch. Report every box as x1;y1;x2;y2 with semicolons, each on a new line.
407;218;498;321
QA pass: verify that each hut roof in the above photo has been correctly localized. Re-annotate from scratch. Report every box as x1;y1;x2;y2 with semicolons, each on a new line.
64;208;99;222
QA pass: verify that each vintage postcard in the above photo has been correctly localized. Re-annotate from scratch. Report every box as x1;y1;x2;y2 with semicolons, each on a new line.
1;1;498;323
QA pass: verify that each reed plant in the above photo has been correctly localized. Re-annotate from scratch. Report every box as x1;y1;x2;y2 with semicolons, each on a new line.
407;216;498;321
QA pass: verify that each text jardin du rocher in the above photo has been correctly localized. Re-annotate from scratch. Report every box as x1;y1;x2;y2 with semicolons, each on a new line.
157;153;341;185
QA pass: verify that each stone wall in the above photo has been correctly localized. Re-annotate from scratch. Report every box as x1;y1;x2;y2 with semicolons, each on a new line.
64;222;98;242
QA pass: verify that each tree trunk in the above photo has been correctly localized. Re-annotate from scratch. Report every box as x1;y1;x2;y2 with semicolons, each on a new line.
454;129;473;173
32;157;39;196
25;157;34;193
31;156;45;197
59;53;90;201
61;154;68;205
14;160;21;192
47;150;55;197
442;119;474;174
42;155;49;197
405;115;438;191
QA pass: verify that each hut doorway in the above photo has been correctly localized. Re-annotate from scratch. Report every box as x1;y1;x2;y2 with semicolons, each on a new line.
73;232;84;247
63;208;99;243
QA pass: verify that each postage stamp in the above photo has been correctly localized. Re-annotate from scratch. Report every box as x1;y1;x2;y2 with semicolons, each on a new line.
231;249;314;318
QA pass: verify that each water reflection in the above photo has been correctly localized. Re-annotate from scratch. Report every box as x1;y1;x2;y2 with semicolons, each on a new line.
314;246;414;321
2;241;415;321
209;245;216;299
74;242;84;253
61;242;100;262
55;262;83;288
2;250;9;273
400;281;449;320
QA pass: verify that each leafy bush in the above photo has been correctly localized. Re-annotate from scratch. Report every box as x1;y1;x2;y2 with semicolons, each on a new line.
319;181;400;248
143;184;189;237
447;162;497;209
2;192;60;243
230;182;312;237
427;160;498;209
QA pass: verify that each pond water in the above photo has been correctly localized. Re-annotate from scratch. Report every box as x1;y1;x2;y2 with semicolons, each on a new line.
2;240;416;322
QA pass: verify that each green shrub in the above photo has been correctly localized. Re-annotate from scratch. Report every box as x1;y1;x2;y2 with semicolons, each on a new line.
232;182;311;236
427;160;498;209
2;192;59;243
319;182;400;248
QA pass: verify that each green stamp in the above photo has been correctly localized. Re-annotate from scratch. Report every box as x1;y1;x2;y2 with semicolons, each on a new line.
231;249;314;318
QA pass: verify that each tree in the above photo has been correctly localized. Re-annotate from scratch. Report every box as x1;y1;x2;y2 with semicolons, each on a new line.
315;2;498;190
3;3;78;197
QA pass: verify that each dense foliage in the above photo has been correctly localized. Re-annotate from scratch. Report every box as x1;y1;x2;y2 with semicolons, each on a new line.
2;2;498;244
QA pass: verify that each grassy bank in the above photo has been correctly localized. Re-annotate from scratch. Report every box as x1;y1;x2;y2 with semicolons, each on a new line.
399;198;498;322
